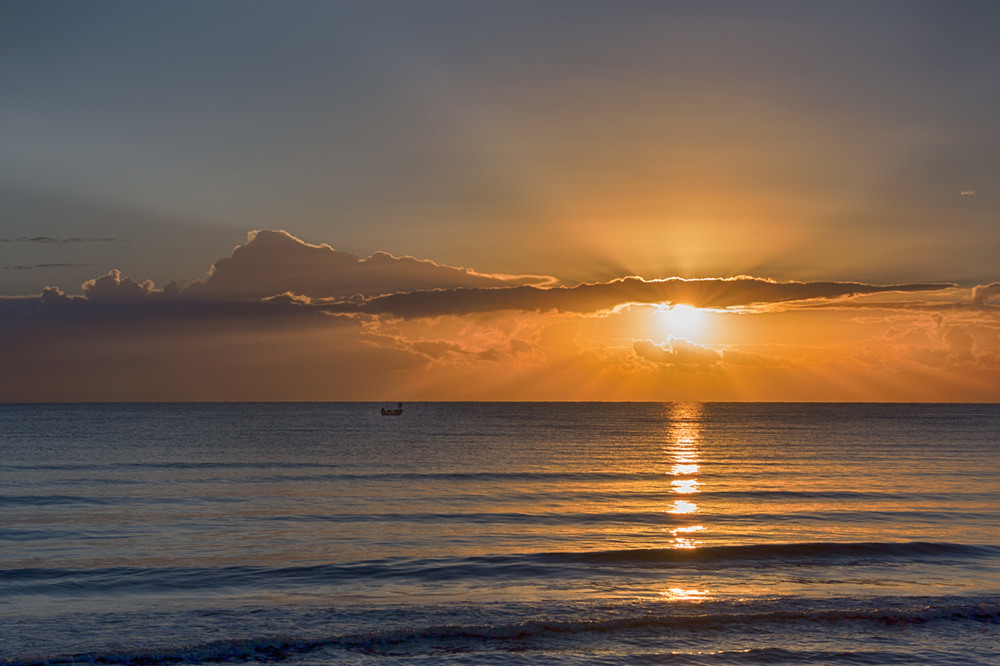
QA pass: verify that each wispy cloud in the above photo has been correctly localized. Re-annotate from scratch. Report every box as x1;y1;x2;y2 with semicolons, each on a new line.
0;237;120;243
0;263;92;270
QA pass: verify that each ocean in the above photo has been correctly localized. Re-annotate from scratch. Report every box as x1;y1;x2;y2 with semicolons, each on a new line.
1;402;998;664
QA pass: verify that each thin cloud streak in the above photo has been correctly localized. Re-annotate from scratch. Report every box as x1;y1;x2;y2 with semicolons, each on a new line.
0;263;92;270
0;237;120;243
348;277;957;319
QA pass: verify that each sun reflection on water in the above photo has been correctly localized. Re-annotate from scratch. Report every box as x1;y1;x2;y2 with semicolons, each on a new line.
664;403;705;548
669;524;705;548
661;587;711;601
671;479;700;494
667;499;699;514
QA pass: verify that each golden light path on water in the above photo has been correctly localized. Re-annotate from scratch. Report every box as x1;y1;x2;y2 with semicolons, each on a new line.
664;402;704;541
657;403;711;600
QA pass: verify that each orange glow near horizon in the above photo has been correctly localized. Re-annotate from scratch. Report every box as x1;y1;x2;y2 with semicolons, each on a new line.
351;298;1000;403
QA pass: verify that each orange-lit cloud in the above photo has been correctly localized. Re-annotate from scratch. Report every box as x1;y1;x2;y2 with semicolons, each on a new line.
83;269;156;303
973;282;1000;306
0;231;997;403
633;338;722;368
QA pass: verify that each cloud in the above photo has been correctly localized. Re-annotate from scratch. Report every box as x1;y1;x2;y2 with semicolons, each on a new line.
632;339;784;370
1;228;995;402
0;263;92;270
82;269;156;303
40;286;71;305
5;249;957;334
0;302;413;402
972;282;1000;305
943;326;975;360
10;231;953;323
410;340;471;360
0;236;118;243
633;338;722;367
182;230;556;301
351;276;956;319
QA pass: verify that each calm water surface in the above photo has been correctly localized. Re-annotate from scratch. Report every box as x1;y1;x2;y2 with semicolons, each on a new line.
1;402;998;664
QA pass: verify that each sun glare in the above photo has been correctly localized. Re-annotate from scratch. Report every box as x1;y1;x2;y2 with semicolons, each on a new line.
658;304;708;338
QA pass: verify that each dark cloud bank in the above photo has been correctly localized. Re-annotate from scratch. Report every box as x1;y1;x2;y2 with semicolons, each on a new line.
350;277;955;318
0;230;975;323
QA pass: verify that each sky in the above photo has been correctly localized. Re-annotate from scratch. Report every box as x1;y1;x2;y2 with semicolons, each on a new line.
2;0;999;402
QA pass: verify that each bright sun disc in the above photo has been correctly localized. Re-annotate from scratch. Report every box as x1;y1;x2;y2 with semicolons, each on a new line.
658;304;708;338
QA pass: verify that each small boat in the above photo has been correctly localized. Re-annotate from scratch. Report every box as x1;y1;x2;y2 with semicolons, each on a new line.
380;402;404;416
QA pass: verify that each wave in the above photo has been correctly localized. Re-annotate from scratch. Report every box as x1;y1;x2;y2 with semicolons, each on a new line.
245;508;997;527
6;598;998;665
5;542;997;595
5;487;992;507
544;541;1000;569
0;494;242;507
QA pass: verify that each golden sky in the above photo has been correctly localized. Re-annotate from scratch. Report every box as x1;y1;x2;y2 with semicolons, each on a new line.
2;3;999;401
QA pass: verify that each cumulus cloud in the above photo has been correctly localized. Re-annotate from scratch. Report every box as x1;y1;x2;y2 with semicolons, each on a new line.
82;269;156;303
182;230;556;301
351;276;956;319
40;286;71;305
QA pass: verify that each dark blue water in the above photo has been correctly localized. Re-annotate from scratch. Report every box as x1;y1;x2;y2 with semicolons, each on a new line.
1;403;998;664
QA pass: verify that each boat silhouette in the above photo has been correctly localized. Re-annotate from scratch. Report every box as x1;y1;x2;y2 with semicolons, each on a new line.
381;402;403;416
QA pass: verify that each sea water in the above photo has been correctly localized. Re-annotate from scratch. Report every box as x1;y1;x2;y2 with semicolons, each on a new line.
1;402;998;664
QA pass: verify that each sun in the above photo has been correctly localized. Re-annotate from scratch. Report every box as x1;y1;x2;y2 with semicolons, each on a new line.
657;304;708;338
